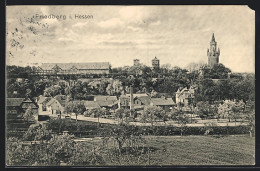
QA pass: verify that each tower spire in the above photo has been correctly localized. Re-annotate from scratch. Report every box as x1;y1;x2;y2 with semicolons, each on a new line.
211;33;215;42
208;33;219;68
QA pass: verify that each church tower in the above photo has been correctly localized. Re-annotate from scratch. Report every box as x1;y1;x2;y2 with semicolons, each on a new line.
207;33;220;68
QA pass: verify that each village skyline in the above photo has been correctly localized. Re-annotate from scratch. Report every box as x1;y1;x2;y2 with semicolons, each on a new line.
6;5;256;167
6;5;254;73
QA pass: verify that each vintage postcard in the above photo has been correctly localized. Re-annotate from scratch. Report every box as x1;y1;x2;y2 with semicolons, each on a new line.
6;5;255;166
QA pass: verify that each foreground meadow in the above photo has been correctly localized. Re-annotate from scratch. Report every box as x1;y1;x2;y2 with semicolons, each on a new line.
75;135;255;166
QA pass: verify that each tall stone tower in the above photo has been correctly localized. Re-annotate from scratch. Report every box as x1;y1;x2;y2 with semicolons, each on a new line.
133;59;140;66
152;56;160;69
207;33;220;68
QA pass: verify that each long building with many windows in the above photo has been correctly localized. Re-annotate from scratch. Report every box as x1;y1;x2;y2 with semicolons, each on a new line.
35;62;110;75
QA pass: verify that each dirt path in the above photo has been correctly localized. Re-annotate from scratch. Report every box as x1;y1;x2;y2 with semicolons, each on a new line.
67;114;247;127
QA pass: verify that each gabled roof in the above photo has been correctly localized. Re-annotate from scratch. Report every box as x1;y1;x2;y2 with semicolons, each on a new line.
151;98;175;106
7;97;38;108
39;62;110;70
21;102;38;109
94;96;117;101
6;98;24;107
23;97;34;103
176;87;195;98
137;96;151;105
125;93;148;98
96;100;118;107
50;101;64;110
119;95;150;106
54;95;67;107
46;98;56;106
38;96;52;104
84;101;101;110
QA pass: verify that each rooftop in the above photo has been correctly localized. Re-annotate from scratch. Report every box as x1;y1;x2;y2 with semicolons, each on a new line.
39;62;110;70
94;95;117;101
151;98;175;106
84;101;101;109
6;98;24;107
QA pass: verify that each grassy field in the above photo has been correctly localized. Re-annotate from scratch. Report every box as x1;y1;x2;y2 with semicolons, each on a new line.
78;135;255;166
142;135;255;166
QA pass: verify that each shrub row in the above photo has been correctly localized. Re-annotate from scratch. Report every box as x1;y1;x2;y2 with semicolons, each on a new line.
134;125;250;136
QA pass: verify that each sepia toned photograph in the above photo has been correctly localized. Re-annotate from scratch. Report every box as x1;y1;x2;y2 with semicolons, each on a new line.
6;5;255;166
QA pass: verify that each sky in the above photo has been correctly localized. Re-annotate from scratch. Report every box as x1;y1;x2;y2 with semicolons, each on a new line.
6;5;255;73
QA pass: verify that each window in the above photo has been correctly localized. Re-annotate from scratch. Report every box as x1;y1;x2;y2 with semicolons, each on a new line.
8;110;17;114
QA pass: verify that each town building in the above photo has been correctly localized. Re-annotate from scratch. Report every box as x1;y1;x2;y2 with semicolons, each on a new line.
35;62;110;75
118;93;149;110
94;95;118;111
6;97;39;117
46;95;66;114
150;97;175;112
207;33;220;68
84;101;101;110
175;86;195;106
152;56;160;69
37;95;52;113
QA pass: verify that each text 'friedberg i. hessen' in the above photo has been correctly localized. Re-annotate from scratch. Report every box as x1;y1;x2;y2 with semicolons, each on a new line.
33;14;94;20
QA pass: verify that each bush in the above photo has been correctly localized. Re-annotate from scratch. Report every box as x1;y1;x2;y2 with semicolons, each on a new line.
116;125;250;136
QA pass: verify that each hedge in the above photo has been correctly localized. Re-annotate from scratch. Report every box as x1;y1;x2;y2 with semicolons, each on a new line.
135;125;250;136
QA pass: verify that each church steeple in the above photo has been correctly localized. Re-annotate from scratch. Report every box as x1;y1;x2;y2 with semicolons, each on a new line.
207;33;220;68
211;33;215;42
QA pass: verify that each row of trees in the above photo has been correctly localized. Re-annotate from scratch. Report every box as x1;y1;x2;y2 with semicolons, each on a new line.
7;63;254;106
194;74;255;103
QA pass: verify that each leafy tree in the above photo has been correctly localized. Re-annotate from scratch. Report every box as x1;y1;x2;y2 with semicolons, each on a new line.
195;101;216;119
68;142;105;166
231;100;245;125
195;79;216;103
115;108;130;124
64;101;86;122
23;106;34;125
106;79;123;96
217;100;244;123
103;124;139;153
43;85;62;97
243;100;255;137
89;108;106;126
169;109;182;121
23;123;52;142
210;63;231;79
177;114;189;136
6;137;33;166
47;134;76;165
234;74;255;102
141;106;164;127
